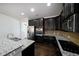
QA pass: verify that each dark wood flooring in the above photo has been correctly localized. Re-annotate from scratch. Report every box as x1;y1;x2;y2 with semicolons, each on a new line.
35;42;61;56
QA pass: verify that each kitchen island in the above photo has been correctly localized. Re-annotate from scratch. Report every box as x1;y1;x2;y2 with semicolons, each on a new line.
0;38;34;56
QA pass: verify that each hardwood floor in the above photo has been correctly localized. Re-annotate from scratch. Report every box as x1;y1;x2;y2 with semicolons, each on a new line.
35;42;61;56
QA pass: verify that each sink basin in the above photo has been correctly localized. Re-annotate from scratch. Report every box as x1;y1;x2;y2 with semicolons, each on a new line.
10;37;21;41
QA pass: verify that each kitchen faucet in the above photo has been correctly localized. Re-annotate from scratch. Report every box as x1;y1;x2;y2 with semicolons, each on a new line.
7;33;14;39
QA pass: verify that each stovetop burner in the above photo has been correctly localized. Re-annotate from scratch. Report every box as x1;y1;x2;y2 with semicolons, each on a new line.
59;40;79;54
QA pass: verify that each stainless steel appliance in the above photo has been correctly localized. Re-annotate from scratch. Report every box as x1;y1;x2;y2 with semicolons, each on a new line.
35;28;43;36
27;26;35;39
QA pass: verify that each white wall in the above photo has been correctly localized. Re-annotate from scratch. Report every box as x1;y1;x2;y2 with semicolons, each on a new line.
20;18;28;39
0;13;21;39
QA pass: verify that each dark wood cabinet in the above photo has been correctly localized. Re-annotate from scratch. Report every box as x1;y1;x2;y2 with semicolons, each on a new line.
54;16;62;30
64;3;72;18
44;18;56;31
63;3;79;19
35;35;58;46
75;14;79;32
22;43;35;56
44;16;61;31
74;4;79;13
29;18;43;28
61;3;79;32
29;20;35;26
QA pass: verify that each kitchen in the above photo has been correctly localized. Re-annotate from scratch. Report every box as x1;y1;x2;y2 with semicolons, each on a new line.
0;3;79;56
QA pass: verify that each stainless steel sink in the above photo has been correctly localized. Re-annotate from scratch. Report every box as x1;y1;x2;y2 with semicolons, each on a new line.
7;33;21;41
10;37;21;41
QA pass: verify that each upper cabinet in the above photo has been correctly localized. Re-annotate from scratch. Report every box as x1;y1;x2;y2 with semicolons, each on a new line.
29;18;43;28
29;20;35;26
44;18;56;31
61;3;79;32
44;16;62;31
74;4;79;13
64;3;72;18
63;3;79;19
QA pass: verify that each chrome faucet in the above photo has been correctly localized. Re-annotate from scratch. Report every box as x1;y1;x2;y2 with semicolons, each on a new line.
7;33;14;39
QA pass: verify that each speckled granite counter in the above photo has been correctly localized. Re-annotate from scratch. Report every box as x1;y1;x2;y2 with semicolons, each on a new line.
45;31;79;46
18;39;35;50
0;38;34;56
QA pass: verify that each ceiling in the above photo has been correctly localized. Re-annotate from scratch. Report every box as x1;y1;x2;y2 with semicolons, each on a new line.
0;3;63;20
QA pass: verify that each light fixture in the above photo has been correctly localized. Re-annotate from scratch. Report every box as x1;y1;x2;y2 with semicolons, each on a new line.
21;12;24;15
47;3;51;6
30;8;35;12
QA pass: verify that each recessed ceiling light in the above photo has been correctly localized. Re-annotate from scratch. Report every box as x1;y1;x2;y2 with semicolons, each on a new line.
21;12;24;15
47;3;51;6
30;8;35;12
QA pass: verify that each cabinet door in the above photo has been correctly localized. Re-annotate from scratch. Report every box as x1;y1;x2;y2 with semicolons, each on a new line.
44;18;56;31
64;3;72;18
29;20;35;26
74;3;79;13
22;43;35;56
75;14;79;32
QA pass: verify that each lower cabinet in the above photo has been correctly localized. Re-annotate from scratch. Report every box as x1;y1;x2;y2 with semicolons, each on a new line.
34;36;43;42
22;42;35;56
35;35;57;46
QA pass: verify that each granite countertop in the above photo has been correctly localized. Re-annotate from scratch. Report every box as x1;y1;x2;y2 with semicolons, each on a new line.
0;38;34;56
18;39;35;50
44;31;79;46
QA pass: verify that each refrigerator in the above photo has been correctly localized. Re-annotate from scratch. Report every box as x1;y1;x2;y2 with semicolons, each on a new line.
27;26;35;39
